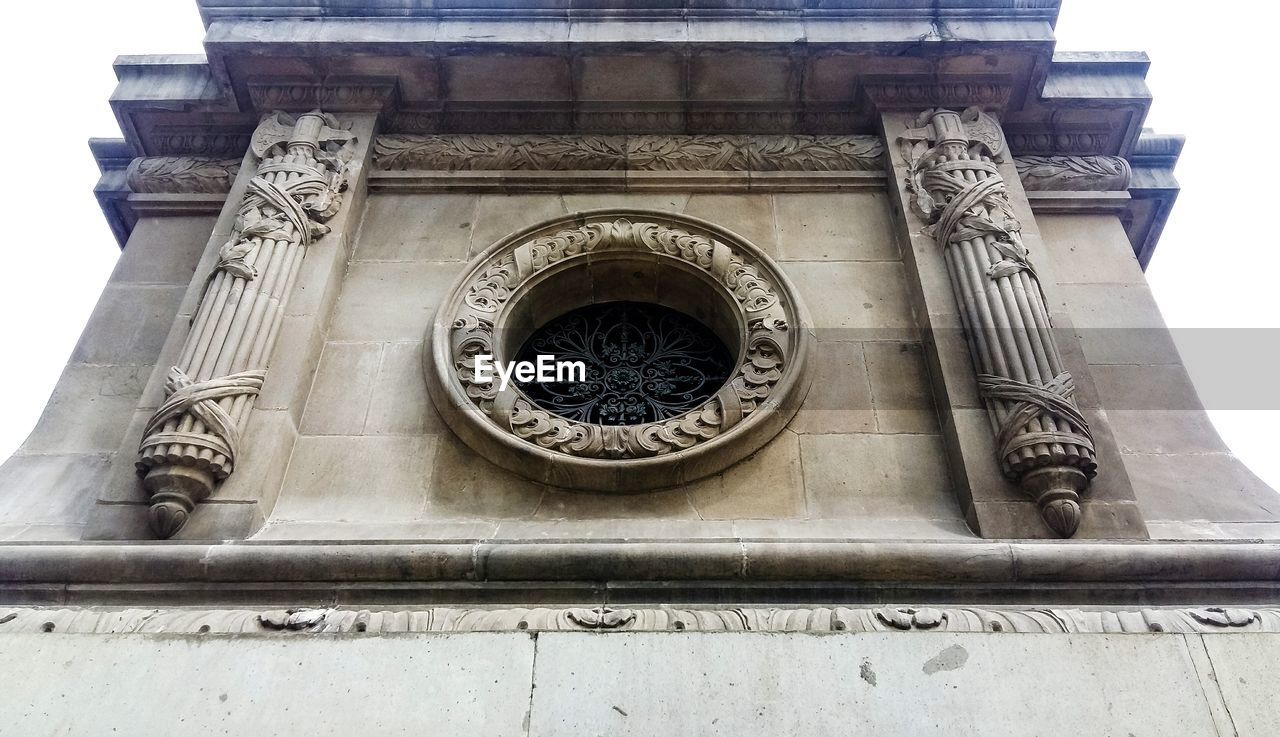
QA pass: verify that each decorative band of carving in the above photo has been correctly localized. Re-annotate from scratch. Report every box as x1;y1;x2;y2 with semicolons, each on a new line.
1;605;1272;635
450;218;789;460
426;210;812;491
1015;155;1131;191
374;134;885;172
125;156;242;194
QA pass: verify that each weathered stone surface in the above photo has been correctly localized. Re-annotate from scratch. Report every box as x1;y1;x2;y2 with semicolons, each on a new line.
774;192;898;261
0;633;535;736
355;193;475;262
273;435;436;523
1038;213;1144;285
70;285;185;366
785;261;914;332
298;342;382;435
687;429;805;519
1061;282;1182;366
108;216;217;285
789;340;875;434
364;341;442;435
1124;452;1280;523
428;434;546;520
529;632;1219;736
20;365;150;454
682;193;778;255
467;194;567;256
1202;635;1280;737
864;341;939;433
329;260;457;341
801;434;956;520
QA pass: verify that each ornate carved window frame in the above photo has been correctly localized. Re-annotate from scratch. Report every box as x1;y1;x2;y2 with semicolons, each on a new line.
424;210;814;492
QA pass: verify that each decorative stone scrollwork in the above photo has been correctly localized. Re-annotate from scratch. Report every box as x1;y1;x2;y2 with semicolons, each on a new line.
374;134;884;172
136;110;356;538
425;211;813;491
1014;155;1132;191
125;156;242;194
901;108;1097;537
6;606;1279;635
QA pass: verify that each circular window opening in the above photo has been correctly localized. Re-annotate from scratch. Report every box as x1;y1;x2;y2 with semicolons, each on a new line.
513;301;735;426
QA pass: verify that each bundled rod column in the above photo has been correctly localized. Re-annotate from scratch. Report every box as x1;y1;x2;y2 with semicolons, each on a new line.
899;108;1096;537
136;111;356;538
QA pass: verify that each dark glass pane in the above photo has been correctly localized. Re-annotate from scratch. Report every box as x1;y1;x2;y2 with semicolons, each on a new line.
514;301;734;426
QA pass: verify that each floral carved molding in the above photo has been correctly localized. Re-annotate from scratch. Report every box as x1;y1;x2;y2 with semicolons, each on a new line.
125;157;242;194
425;211;813;491
372;134;1133;193
375;134;885;172
1;606;1272;635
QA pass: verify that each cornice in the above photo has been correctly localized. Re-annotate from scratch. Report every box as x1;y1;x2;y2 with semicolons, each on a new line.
2;540;1277;607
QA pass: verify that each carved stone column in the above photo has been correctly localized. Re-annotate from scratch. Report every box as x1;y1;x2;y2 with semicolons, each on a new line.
136;111;357;538
898;108;1097;537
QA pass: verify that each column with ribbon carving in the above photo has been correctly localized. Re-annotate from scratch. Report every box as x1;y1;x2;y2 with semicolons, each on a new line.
136;111;356;538
899;108;1096;537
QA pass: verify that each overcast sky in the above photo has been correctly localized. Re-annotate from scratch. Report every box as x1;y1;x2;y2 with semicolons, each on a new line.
1;1;1276;491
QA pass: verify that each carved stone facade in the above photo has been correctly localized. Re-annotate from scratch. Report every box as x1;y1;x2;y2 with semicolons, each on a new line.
1;1;1276;733
135;111;357;537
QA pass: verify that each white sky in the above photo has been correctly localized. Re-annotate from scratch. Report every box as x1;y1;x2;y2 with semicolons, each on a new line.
0;1;1276;491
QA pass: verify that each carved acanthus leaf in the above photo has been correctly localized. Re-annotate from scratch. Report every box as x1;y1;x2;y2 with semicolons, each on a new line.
126;156;241;194
1015;155;1132;192
374;134;884;172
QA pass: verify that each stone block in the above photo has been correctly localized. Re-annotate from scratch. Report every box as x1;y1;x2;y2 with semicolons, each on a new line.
1203;635;1280;737
213;409;298;514
329;260;458;342
1060;282;1181;365
534;485;699;520
253;313;327;427
111;215;217;285
468;194;569;257
299;342;382;435
0;632;535;736
774;192;898;261
687;429;805;519
732;517;975;539
137;316;192;411
1039;213;1145;285
561;193;689;214
365;341;443;435
528;632;1218;736
690;53;792;101
788;340;875;434
444;55;571;102
785;262;914;333
0;452;108;527
682;194;778;256
576;54;683;101
355;193;476;262
256;519;500;541
284;233;348;319
171;500;264;541
864;341;939;433
427;433;545;520
494;519;736;540
81;502;152;541
70;285;185;366
20;364;150;454
98;409;151;504
272;435;436;524
1123;451;1280;523
800;433;958;521
1091;363;1206;411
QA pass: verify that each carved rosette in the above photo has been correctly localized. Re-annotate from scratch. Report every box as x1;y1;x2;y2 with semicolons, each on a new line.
901;108;1097;537
136;111;356;538
425;212;812;491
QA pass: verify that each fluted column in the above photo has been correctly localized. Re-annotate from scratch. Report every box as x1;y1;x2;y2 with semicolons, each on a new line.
136;111;357;538
898;108;1096;537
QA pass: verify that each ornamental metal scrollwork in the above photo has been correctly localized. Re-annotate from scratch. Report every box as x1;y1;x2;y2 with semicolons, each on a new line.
425;211;812;491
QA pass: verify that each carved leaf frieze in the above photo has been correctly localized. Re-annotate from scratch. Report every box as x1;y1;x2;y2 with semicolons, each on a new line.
1015;155;1132;191
373;134;885;172
125;156;242;194
5;606;1277;635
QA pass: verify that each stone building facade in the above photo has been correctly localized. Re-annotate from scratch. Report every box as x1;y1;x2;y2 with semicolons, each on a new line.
0;1;1277;733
